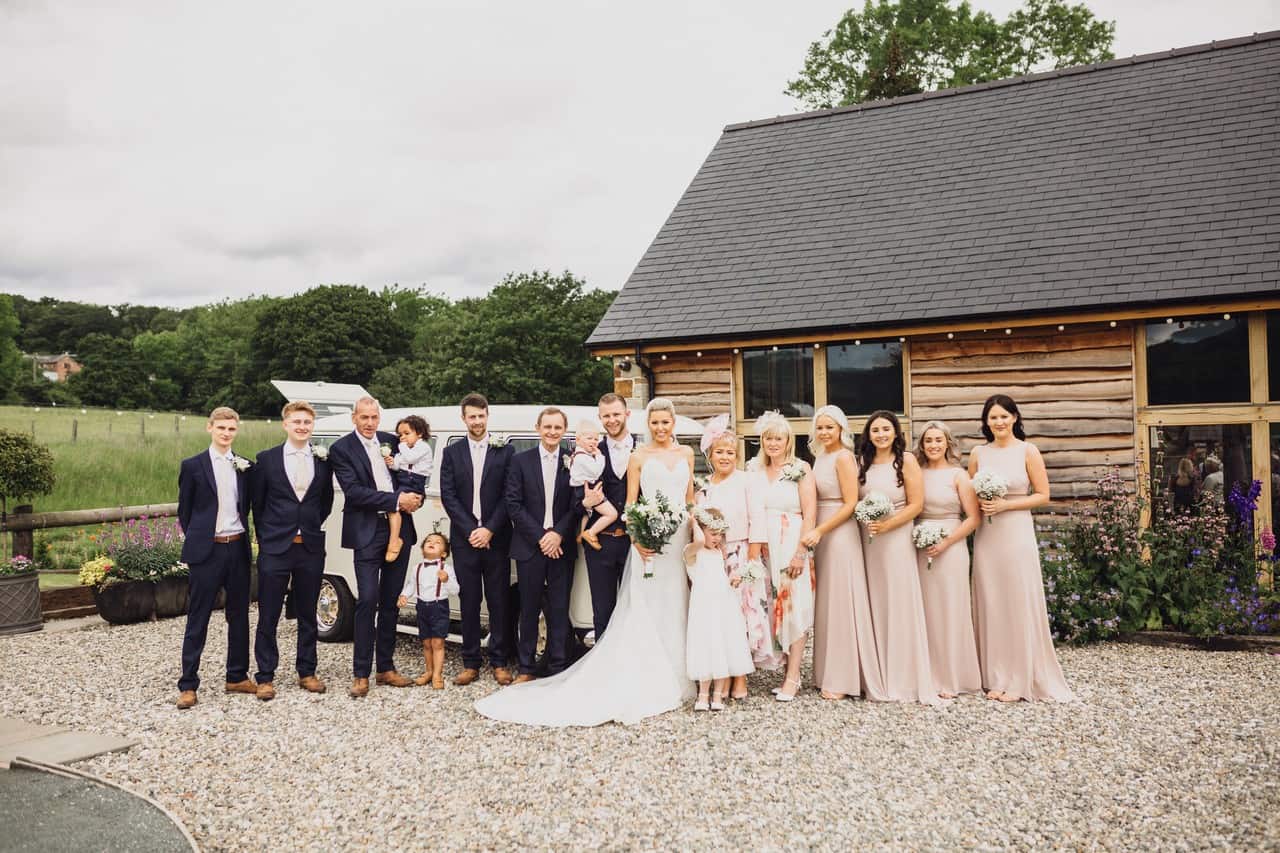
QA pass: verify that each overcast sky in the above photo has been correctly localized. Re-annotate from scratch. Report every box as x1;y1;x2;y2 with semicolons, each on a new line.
2;0;1277;308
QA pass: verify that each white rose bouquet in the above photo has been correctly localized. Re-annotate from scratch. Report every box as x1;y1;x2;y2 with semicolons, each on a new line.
737;558;765;586
972;471;1010;524
624;493;685;578
854;491;893;540
912;522;947;568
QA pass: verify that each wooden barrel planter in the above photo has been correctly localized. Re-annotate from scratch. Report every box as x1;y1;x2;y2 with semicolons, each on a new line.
93;581;156;625
0;570;43;635
153;577;190;619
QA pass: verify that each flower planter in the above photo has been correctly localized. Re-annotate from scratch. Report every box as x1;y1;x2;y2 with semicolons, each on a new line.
153;576;189;618
93;581;156;625
0;571;43;636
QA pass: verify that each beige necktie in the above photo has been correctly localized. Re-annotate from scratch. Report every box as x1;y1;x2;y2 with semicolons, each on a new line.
471;441;485;522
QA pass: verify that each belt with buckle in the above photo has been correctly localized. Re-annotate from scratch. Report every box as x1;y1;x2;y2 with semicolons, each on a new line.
292;535;305;544
213;533;243;544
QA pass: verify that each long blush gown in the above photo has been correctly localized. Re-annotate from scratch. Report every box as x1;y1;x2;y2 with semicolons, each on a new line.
859;462;939;705
812;450;886;699
971;441;1074;701
916;466;982;696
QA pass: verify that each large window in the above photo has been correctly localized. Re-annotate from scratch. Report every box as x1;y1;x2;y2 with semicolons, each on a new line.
1149;424;1252;513
827;340;904;414
1145;316;1250;405
742;345;813;418
1268;312;1280;402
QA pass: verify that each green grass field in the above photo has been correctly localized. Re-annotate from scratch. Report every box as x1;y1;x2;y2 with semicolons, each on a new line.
2;405;283;571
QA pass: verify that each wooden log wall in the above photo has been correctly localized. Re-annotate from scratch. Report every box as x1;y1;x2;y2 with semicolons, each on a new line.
651;352;732;422
909;326;1137;509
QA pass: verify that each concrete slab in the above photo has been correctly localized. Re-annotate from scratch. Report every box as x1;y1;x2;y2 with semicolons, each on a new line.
1;731;137;767
0;718;66;749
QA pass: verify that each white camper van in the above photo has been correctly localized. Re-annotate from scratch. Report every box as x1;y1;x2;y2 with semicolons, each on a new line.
309;404;705;643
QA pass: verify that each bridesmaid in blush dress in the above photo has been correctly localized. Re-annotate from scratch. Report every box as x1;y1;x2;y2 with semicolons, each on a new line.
856;410;938;705
969;394;1074;702
913;421;982;698
800;405;886;701
747;411;816;703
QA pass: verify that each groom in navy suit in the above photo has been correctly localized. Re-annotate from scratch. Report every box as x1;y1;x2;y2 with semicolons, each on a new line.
328;396;422;698
250;400;335;701
439;392;514;686
505;407;580;681
580;392;634;641
175;406;255;709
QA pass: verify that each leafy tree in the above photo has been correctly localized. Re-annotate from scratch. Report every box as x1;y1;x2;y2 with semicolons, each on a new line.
0;429;56;513
0;295;25;402
134;330;186;411
785;0;1115;109
173;296;278;414
16;371;80;406
11;295;122;354
67;333;153;409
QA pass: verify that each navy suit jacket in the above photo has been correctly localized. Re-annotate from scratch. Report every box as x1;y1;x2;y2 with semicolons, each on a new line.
505;446;580;563
439;437;512;550
178;449;252;565
251;443;335;556
328;430;416;551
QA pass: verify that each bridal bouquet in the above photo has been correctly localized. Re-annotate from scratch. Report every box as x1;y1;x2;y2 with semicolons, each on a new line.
912;522;947;568
854;491;893;540
624;493;685;578
972;471;1009;524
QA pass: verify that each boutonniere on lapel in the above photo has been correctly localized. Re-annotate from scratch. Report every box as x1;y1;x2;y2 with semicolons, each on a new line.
310;444;329;461
379;444;393;459
780;461;806;482
488;433;509;449
231;454;252;473
562;455;572;471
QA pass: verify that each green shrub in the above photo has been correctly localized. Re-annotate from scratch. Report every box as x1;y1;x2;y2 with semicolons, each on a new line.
0;429;55;510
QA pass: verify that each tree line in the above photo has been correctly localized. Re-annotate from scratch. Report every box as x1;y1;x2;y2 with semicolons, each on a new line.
5;271;616;416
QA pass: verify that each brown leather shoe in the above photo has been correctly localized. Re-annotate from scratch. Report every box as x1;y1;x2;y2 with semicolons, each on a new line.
256;682;276;702
348;677;370;698
514;673;536;684
432;675;445;690
493;667;514;686
413;673;431;687
297;675;326;694
375;670;412;688
453;668;479;686
225;679;256;695
176;690;198;710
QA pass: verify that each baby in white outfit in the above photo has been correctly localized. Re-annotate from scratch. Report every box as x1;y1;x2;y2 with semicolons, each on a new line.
569;421;618;550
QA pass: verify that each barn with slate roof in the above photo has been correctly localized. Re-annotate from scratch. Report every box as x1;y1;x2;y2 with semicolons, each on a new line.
588;32;1280;526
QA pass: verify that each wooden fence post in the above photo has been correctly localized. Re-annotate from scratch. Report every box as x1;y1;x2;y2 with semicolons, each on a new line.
72;419;78;443
11;505;32;560
174;415;179;434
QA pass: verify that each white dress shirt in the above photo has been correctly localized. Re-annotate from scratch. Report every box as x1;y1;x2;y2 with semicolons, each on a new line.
284;443;315;500
607;434;633;479
469;436;488;522
359;433;395;493
540;445;559;529
209;447;245;537
399;559;461;603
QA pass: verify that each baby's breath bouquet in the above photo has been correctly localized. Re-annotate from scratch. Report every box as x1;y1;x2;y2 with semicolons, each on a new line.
624;493;685;578
737;558;765;586
854;491;893;540
912;522;947;568
972;471;1010;524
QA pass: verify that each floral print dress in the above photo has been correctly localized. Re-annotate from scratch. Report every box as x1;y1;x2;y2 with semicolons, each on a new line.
752;470;815;652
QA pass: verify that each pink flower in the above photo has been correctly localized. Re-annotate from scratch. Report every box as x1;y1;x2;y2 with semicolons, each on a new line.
1262;526;1276;554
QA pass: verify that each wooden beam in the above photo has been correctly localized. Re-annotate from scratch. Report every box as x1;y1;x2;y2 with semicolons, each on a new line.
589;297;1280;356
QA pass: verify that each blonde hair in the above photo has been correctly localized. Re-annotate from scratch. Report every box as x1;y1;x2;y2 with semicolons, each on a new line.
281;400;316;420
642;397;677;445
575;420;600;437
809;404;855;457
208;406;240;424
913;420;962;467
753;410;795;466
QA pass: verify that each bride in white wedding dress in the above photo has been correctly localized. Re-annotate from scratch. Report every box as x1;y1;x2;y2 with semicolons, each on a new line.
475;398;696;726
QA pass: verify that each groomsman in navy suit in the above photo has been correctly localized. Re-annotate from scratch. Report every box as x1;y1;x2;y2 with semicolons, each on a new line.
504;407;580;682
328;396;422;698
439;392;514;686
580;392;634;641
175;407;255;710
250;400;335;701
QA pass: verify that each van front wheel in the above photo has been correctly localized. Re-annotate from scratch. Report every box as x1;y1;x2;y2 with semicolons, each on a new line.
316;576;354;642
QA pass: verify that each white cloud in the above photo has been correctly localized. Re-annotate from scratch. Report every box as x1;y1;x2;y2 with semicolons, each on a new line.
1;0;1276;306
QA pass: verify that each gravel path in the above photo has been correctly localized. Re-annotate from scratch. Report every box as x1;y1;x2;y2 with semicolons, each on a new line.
1;612;1277;851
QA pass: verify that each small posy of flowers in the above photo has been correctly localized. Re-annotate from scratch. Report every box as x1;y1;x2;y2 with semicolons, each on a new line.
379;444;393;458
562;455;572;471
738;558;765;585
311;444;329;461
780;462;806;482
0;555;35;576
231;454;252;473
854;491;893;539
488;433;509;448
972;471;1009;523
912;522;947;568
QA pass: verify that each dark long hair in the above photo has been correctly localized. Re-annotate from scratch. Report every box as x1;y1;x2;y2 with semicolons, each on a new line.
980;394;1027;442
857;410;905;487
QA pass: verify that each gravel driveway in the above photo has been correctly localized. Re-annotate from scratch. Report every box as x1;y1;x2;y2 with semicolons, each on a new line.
1;612;1277;851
